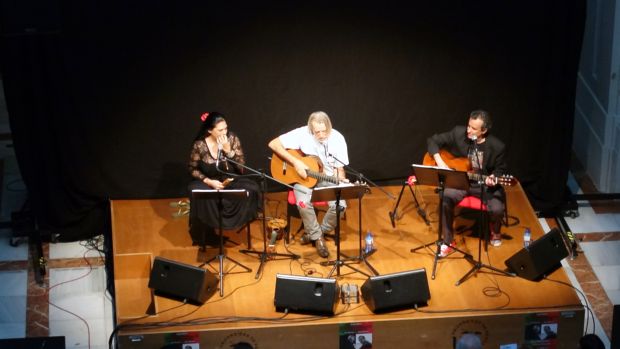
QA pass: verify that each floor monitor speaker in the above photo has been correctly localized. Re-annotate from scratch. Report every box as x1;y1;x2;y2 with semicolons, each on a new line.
148;256;218;304
274;274;339;315
504;227;569;281
361;268;430;313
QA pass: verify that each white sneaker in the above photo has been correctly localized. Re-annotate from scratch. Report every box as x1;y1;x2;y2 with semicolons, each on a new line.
490;234;502;247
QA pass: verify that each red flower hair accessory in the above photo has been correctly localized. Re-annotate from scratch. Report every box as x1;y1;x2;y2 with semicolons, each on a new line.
200;112;209;122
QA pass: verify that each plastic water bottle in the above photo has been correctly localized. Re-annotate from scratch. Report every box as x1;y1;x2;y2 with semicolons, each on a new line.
364;231;374;253
523;228;531;248
267;228;279;253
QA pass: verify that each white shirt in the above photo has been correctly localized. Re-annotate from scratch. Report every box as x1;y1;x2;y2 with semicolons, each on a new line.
279;126;348;177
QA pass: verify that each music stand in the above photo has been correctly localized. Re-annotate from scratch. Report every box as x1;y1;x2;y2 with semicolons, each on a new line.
322;183;379;276
313;184;371;277
218;156;299;280
409;165;473;280
239;170;300;279
192;189;252;297
389;175;431;228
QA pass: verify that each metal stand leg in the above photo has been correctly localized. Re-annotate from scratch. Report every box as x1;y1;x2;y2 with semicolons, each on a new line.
205;251;252;297
325;188;378;276
317;187;378;278
201;193;252;297
455;190;514;286
410;178;472;280
240;176;299;279
389;179;430;228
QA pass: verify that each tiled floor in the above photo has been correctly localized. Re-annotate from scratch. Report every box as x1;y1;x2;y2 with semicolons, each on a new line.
0;81;617;347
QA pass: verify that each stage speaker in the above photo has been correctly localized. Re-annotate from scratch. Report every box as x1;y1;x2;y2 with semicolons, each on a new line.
148;256;218;304
274;274;339;315
504;227;569;281
361;268;430;313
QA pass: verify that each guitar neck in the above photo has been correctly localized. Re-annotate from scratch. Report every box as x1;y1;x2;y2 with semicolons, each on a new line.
307;170;339;184
422;150;515;187
467;172;515;186
467;172;488;183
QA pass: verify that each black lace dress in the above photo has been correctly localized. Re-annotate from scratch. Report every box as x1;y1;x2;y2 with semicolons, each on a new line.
188;132;260;246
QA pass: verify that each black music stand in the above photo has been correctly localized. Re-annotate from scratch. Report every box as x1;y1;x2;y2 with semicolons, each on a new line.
321;183;379;276
342;183;379;276
409;165;473;280
217;156;299;280
239;170;300;279
192;189;252;297
389;175;431;228
313;184;371;277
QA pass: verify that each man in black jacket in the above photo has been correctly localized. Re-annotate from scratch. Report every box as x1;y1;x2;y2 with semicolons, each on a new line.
427;110;508;257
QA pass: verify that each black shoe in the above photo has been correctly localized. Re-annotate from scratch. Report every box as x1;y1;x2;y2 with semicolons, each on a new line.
315;238;329;258
299;233;312;245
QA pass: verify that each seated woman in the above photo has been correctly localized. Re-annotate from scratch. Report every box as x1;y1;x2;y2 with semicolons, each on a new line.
188;111;260;247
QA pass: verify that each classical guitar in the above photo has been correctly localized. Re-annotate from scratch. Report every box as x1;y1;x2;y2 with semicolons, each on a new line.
270;149;340;188
422;149;516;186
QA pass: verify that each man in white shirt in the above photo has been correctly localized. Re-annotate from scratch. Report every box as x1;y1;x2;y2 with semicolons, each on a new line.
268;111;349;258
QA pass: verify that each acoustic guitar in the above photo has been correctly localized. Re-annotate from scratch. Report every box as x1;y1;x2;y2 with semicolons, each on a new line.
422;149;516;186
270;149;340;188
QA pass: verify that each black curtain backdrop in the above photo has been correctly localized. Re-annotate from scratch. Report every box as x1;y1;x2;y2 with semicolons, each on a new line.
0;1;585;241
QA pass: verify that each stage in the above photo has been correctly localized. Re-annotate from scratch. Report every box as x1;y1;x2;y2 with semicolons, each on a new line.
111;183;584;348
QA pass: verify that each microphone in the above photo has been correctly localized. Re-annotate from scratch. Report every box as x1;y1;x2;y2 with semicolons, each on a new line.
470;135;479;153
216;143;223;167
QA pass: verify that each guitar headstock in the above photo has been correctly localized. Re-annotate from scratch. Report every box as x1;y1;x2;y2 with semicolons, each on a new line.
497;174;517;186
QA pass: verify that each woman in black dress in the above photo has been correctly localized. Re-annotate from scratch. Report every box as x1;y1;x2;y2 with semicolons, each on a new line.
188;111;259;246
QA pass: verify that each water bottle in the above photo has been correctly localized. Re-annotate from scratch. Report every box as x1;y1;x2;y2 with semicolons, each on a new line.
523;228;531;248
364;231;374;253
267;228;279;253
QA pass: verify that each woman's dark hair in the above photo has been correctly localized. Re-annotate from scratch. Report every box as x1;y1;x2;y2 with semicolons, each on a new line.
194;111;226;141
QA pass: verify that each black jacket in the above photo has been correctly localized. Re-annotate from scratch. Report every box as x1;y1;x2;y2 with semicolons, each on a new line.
427;125;507;177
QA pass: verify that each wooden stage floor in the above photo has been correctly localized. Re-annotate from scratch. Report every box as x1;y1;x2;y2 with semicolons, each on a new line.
111;183;584;348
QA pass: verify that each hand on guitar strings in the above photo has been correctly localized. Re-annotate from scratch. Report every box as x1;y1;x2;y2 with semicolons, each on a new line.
485;174;497;187
294;160;310;179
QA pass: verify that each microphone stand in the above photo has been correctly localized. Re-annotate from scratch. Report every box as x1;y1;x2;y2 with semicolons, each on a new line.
327;153;395;201
323;153;381;276
455;138;514;286
216;155;300;279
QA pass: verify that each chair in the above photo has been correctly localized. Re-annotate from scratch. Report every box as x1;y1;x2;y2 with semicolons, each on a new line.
455;195;509;243
285;190;343;243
